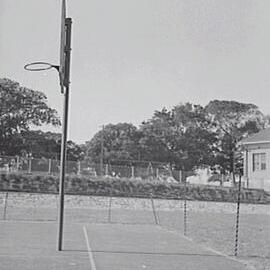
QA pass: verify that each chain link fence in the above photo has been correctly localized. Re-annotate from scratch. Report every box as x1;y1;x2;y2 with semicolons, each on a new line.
0;155;251;188
0;155;185;182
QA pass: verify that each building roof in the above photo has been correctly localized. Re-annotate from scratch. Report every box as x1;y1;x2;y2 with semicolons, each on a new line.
240;128;270;145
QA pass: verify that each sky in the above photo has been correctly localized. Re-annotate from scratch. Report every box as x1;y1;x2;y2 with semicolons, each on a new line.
1;0;270;144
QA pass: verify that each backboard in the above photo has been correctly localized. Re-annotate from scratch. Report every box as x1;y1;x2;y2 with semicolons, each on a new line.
59;0;66;93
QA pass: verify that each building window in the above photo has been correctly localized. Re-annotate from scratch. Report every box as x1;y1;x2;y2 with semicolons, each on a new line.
253;153;266;171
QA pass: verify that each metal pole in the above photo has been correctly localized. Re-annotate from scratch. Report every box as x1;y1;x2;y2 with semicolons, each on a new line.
183;173;187;236
57;85;69;251
179;170;182;183
100;125;104;175
57;17;72;251
234;174;242;256
108;190;112;223
232;150;236;186
3;192;8;220
77;160;81;176
245;149;249;188
48;159;52;174
16;156;20;171
28;157;32;174
150;193;159;225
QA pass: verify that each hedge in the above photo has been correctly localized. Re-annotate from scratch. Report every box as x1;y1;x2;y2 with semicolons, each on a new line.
0;173;269;204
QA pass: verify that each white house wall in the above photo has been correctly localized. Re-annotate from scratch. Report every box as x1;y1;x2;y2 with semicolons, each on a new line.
244;143;270;191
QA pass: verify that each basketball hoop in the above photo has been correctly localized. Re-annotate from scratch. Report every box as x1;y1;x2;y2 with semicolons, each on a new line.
24;62;59;72
23;0;72;251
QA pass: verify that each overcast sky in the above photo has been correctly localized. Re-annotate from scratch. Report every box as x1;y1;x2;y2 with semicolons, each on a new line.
1;0;270;144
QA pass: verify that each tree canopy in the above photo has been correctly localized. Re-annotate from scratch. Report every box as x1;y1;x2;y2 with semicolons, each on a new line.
16;130;84;161
86;123;142;164
139;104;216;170
205;100;270;175
0;78;60;155
86;100;269;174
1;78;269;173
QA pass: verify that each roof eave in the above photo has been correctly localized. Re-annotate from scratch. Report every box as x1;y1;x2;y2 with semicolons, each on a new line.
239;140;270;146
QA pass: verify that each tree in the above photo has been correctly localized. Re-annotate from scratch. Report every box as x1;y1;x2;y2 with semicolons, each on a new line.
139;108;174;163
84;100;270;177
18;130;60;159
66;140;85;161
172;103;217;170
0;78;60;155
18;130;84;161
139;104;216;170
86;123;142;164
85;104;216;171
205;100;270;177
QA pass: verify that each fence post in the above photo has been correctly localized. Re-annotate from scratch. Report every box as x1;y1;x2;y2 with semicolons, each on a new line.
183;175;187;236
48;159;52;174
234;175;242;256
28;158;32;174
77;161;81;175
179;170;182;183
3;192;8;220
221;174;224;186
108;190;112;223
150;193;159;225
156;168;159;179
16;156;20;171
131;166;135;178
105;164;109;177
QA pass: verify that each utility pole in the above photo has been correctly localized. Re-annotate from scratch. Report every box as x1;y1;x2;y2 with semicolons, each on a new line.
100;125;104;175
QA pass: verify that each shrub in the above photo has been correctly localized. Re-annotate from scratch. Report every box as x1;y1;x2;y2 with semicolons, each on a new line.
0;173;269;204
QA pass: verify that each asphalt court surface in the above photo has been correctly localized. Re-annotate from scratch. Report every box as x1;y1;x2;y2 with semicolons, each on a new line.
84;223;250;270
0;221;89;270
0;220;251;270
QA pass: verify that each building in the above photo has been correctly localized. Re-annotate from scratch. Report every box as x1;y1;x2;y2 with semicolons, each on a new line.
239;128;270;191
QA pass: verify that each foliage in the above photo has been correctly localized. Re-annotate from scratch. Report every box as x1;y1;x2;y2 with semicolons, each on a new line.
86;123;142;164
85;100;270;176
138;108;174;163
138;104;216;170
19;130;60;159
2;77;268;176
205;100;270;175
66;140;85;161
19;130;84;161
0;78;60;155
84;100;270;174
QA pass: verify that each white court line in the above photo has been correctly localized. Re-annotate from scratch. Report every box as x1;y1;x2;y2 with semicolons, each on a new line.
83;225;97;270
156;225;257;270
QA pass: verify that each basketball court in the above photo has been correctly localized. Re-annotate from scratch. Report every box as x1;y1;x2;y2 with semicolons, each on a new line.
12;1;260;269
0;218;253;270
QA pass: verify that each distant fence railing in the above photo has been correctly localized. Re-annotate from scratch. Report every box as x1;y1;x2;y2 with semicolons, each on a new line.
0;155;187;182
0;155;252;188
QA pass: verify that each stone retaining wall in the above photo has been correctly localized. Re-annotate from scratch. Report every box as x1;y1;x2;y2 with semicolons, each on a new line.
0;173;269;204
